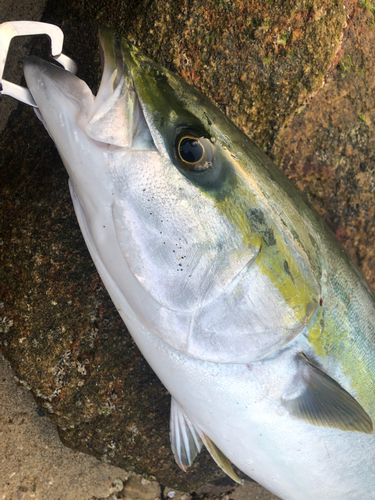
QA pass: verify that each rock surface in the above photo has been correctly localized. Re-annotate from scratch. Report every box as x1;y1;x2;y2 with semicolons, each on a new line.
0;352;129;500
123;0;345;149
274;1;375;290
0;0;374;495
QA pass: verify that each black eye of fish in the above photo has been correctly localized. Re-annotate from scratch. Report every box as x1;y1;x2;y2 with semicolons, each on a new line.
178;136;205;164
175;132;214;172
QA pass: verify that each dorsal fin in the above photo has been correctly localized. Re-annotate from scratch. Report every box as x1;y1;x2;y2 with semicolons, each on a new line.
282;353;373;434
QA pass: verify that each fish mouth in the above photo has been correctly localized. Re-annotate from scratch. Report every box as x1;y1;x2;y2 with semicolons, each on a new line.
24;28;199;154
24;28;156;152
85;28;156;150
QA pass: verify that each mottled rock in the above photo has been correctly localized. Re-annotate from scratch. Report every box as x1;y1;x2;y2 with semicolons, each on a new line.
0;0;373;494
230;480;280;500
0;354;130;500
124;0;345;150
118;476;160;500
273;1;375;290
164;487;192;500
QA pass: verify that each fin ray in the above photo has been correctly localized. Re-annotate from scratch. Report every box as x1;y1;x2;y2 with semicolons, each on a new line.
170;398;241;482
200;433;241;484
170;398;202;471
283;353;373;434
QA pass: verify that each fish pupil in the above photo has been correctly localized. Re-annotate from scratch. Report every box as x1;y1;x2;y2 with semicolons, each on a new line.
179;138;204;163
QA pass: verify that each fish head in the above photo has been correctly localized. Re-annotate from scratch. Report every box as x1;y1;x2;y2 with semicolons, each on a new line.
24;29;320;363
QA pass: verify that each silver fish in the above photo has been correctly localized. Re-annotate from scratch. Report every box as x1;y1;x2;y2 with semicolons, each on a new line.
3;23;375;500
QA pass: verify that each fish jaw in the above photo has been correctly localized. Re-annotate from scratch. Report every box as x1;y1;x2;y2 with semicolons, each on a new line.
23;55;109;209
23;30;155;214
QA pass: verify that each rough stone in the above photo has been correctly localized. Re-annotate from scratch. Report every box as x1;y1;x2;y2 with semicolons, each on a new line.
230;480;281;500
0;353;130;500
123;0;345;151
111;475;160;500
273;0;375;290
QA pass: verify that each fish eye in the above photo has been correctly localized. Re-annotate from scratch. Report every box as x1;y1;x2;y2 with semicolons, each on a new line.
178;136;205;164
175;132;214;172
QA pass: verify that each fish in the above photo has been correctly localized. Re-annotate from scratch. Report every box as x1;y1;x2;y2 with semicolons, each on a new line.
21;28;375;500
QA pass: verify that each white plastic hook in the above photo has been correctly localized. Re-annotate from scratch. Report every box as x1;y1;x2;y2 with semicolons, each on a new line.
0;21;77;107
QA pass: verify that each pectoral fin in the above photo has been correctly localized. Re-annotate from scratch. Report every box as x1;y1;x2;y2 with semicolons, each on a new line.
283;353;373;434
170;398;241;483
86;73;134;147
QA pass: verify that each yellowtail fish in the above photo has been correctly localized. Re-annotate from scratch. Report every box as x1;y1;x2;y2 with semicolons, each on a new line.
3;23;375;500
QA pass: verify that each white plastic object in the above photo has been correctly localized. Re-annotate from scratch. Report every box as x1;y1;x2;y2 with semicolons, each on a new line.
0;20;77;107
